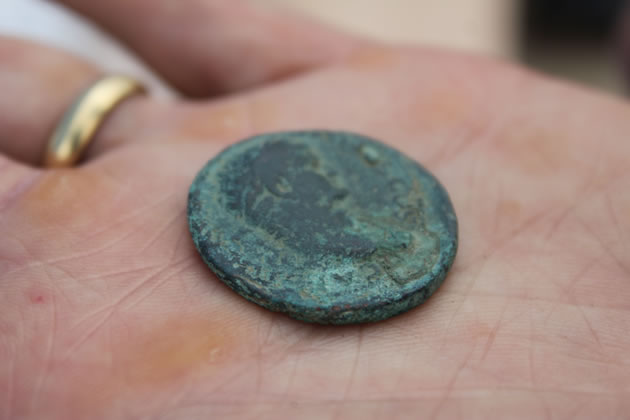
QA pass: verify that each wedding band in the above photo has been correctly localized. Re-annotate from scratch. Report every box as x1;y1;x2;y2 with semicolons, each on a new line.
43;75;146;168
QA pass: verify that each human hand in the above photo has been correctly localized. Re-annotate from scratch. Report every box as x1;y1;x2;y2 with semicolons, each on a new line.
1;1;629;419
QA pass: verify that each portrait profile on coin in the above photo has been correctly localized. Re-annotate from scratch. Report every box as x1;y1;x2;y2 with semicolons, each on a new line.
188;131;458;324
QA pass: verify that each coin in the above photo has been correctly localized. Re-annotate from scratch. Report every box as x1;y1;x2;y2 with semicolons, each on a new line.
188;131;458;324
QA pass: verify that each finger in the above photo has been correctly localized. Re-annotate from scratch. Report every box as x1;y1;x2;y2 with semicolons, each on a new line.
0;36;158;166
0;154;39;214
55;0;361;97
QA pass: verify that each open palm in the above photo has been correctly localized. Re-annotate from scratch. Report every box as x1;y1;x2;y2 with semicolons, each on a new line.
2;2;629;419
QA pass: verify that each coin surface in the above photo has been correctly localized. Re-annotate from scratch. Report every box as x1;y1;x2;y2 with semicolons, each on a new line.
188;131;458;324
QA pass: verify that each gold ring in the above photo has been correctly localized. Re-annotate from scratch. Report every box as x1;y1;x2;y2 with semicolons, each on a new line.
44;75;146;168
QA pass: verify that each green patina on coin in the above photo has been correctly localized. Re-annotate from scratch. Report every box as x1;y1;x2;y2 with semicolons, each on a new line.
188;131;458;325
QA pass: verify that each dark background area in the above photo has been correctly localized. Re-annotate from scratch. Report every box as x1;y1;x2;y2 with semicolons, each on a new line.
522;0;628;94
525;0;626;40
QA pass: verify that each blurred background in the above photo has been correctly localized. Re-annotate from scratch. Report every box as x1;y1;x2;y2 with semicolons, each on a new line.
1;0;628;96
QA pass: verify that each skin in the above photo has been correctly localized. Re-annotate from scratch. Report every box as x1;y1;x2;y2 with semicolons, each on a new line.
1;1;629;419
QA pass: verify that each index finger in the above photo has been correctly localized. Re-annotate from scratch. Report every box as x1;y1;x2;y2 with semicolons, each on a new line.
55;0;362;97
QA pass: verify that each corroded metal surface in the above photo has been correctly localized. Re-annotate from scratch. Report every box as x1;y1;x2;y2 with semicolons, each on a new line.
188;131;458;324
